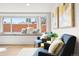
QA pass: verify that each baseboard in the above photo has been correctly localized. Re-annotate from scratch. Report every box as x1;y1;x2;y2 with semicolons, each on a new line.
0;44;34;46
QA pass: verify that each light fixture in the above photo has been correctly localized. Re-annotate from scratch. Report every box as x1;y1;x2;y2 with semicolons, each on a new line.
26;3;30;6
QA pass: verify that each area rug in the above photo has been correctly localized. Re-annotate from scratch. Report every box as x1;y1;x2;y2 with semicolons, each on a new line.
0;48;7;52
17;48;38;56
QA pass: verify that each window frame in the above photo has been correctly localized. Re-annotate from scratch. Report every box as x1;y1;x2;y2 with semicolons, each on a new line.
1;13;50;34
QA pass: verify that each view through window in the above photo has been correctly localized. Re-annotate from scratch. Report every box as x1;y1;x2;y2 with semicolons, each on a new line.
3;16;47;34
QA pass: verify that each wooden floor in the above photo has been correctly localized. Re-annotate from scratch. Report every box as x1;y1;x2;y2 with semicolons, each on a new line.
0;45;34;56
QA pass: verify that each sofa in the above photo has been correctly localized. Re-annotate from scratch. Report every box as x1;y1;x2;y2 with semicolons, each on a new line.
38;34;76;56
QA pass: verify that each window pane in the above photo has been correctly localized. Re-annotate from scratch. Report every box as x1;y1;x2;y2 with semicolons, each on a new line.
12;17;28;32
41;16;47;32
12;17;26;24
27;17;38;34
3;17;11;32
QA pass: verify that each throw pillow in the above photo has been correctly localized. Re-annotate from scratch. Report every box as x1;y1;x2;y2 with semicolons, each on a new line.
40;34;48;39
48;39;64;55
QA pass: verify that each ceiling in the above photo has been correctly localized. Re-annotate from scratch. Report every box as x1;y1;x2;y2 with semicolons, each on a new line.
0;3;60;12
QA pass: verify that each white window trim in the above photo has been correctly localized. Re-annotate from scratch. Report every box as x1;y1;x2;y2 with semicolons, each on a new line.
0;13;50;34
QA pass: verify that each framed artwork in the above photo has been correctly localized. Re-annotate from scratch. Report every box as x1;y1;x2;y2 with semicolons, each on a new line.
59;3;75;28
52;7;59;29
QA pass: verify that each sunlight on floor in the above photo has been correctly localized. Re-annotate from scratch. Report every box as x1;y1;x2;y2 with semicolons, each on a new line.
0;48;7;52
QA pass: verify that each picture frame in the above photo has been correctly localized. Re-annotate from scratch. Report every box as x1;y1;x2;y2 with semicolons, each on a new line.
59;3;75;28
52;7;59;29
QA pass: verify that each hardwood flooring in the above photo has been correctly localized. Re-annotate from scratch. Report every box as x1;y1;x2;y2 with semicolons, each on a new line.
0;45;34;56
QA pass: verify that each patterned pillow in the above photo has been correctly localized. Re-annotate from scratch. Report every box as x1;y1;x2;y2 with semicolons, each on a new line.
48;39;64;55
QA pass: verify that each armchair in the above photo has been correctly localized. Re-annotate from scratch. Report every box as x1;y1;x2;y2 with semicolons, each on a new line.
38;34;76;56
34;37;42;47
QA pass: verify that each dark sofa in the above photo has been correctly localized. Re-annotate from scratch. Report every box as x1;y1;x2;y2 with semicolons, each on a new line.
38;34;76;56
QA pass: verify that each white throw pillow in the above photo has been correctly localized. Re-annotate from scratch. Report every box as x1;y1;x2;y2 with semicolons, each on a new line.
40;34;48;39
48;39;64;55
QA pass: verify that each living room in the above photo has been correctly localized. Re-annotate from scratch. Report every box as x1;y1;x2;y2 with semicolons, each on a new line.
0;3;78;56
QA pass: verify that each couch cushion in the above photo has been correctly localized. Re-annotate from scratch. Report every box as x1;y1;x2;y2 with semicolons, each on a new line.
61;34;76;44
48;39;64;55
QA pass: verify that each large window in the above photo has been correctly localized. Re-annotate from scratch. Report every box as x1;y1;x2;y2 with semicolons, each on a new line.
2;16;47;34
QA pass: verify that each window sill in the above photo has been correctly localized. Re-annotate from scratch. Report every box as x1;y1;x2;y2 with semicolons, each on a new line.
0;33;42;36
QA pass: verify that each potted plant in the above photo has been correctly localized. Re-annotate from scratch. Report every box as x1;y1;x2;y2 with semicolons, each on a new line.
45;32;53;41
51;32;58;42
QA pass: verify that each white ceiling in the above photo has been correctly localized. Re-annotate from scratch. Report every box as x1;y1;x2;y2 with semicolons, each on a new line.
0;3;60;12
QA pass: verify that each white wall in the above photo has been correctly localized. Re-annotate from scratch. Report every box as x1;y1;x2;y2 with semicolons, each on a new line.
0;36;37;45
51;3;79;55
